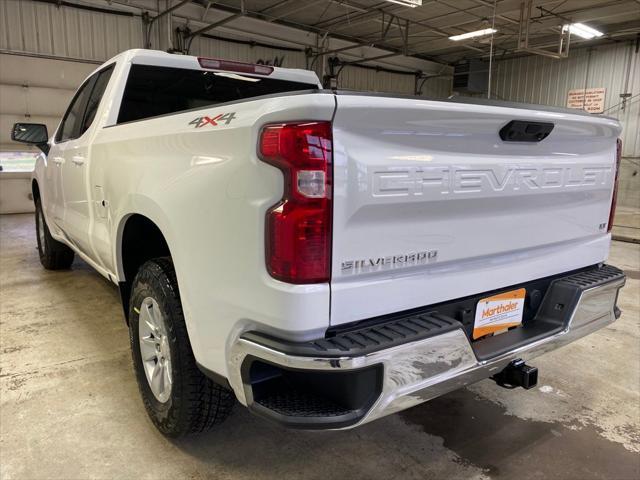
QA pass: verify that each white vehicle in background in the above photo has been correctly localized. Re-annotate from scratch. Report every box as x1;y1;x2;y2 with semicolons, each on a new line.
12;49;625;437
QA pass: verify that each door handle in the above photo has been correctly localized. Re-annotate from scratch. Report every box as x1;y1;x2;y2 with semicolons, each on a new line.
52;157;65;165
72;156;85;166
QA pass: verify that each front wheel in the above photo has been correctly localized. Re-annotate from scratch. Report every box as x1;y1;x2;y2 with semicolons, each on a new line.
35;199;74;270
129;257;235;437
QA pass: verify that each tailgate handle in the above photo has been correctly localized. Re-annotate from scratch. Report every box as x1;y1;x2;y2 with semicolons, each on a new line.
499;120;554;142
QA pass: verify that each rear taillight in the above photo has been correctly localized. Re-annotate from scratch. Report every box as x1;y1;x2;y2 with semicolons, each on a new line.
607;138;622;233
259;122;332;284
198;57;274;76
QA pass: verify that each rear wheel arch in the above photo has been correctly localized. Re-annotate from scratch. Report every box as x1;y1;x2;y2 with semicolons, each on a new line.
117;214;172;322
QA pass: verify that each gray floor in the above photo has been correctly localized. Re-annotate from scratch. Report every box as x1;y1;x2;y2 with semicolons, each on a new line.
1;213;639;480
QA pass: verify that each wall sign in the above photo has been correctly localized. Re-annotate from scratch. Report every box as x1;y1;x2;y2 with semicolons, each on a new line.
256;56;285;67
566;87;606;114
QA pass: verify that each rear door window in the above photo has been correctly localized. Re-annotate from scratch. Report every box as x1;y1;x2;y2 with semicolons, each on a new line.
81;65;114;135
117;64;318;124
55;64;114;143
56;76;96;142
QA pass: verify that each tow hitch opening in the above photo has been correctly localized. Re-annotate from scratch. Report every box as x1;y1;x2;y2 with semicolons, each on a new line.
492;359;538;390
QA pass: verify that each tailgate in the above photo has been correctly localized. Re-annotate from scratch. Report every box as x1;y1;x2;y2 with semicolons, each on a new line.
330;94;621;326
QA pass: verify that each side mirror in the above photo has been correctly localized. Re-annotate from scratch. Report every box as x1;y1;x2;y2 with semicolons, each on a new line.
11;123;49;154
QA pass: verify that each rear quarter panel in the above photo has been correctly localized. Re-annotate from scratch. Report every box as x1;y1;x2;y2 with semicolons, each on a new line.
90;92;336;377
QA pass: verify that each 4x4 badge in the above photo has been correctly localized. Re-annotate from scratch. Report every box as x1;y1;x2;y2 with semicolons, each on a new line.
189;112;237;128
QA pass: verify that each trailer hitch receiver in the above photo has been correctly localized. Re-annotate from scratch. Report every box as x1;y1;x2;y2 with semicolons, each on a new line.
492;359;538;390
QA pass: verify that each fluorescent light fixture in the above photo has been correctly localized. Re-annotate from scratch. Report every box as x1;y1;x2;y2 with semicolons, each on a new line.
385;0;422;7
562;23;604;40
449;28;497;41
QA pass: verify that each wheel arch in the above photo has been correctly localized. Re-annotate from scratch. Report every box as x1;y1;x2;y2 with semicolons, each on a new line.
116;212;172;322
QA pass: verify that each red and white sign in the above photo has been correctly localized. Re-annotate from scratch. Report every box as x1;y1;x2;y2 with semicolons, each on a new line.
567;87;606;114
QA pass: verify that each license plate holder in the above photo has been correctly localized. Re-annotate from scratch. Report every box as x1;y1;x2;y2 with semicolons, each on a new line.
473;288;526;340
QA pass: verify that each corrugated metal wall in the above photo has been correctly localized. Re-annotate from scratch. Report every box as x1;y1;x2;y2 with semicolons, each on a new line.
0;0;453;158
491;41;639;157
0;0;450;98
420;75;452;99
489;41;639;208
0;0;144;61
337;65;451;98
0;0;451;213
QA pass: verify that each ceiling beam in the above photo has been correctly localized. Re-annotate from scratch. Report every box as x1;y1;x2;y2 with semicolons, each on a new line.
265;0;320;22
391;0;638;58
258;0;297;15
106;0;451;72
313;0;534;59
313;1;423;29
324;2;489;55
435;19;640;62
151;0;191;23
184;12;245;38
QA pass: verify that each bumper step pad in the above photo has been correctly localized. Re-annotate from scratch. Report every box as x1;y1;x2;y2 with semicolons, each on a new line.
554;264;624;289
242;312;460;358
241;264;624;360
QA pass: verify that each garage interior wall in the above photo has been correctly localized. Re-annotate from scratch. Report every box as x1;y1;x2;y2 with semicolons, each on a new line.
0;53;97;213
0;0;451;96
0;0;635;213
489;41;640;208
337;65;451;97
0;0;454;213
0;0;439;213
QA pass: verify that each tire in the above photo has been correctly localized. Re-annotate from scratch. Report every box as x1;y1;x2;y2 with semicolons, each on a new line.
35;199;74;270
128;257;235;437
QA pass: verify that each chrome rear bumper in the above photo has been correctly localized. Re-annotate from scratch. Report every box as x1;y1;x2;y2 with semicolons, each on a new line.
227;266;625;429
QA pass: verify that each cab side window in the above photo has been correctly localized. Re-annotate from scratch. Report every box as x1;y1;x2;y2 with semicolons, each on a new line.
82;66;114;134
55;65;114;143
56;76;96;143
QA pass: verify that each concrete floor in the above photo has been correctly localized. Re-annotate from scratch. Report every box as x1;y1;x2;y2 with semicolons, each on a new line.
1;213;639;480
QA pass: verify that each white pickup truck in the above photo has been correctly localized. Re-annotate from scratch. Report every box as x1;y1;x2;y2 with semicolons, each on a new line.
12;49;626;437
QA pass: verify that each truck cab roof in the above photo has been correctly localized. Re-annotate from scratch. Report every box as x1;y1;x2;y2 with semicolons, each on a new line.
93;48;322;88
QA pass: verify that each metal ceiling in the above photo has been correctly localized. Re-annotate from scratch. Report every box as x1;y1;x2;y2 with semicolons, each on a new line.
25;0;637;74
184;0;640;65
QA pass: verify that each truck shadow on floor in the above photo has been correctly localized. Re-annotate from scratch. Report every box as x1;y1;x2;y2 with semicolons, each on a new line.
400;388;639;479
171;388;640;480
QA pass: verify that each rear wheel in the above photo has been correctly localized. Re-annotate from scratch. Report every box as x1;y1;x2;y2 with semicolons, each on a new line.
35;199;74;270
129;257;235;437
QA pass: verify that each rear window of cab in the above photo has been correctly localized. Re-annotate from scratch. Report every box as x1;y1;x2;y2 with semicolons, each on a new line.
117;64;318;124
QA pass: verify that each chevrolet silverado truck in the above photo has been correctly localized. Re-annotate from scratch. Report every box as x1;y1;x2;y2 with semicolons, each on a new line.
12;49;626;437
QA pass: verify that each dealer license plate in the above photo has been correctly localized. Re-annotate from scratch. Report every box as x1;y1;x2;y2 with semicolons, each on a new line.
473;288;526;340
